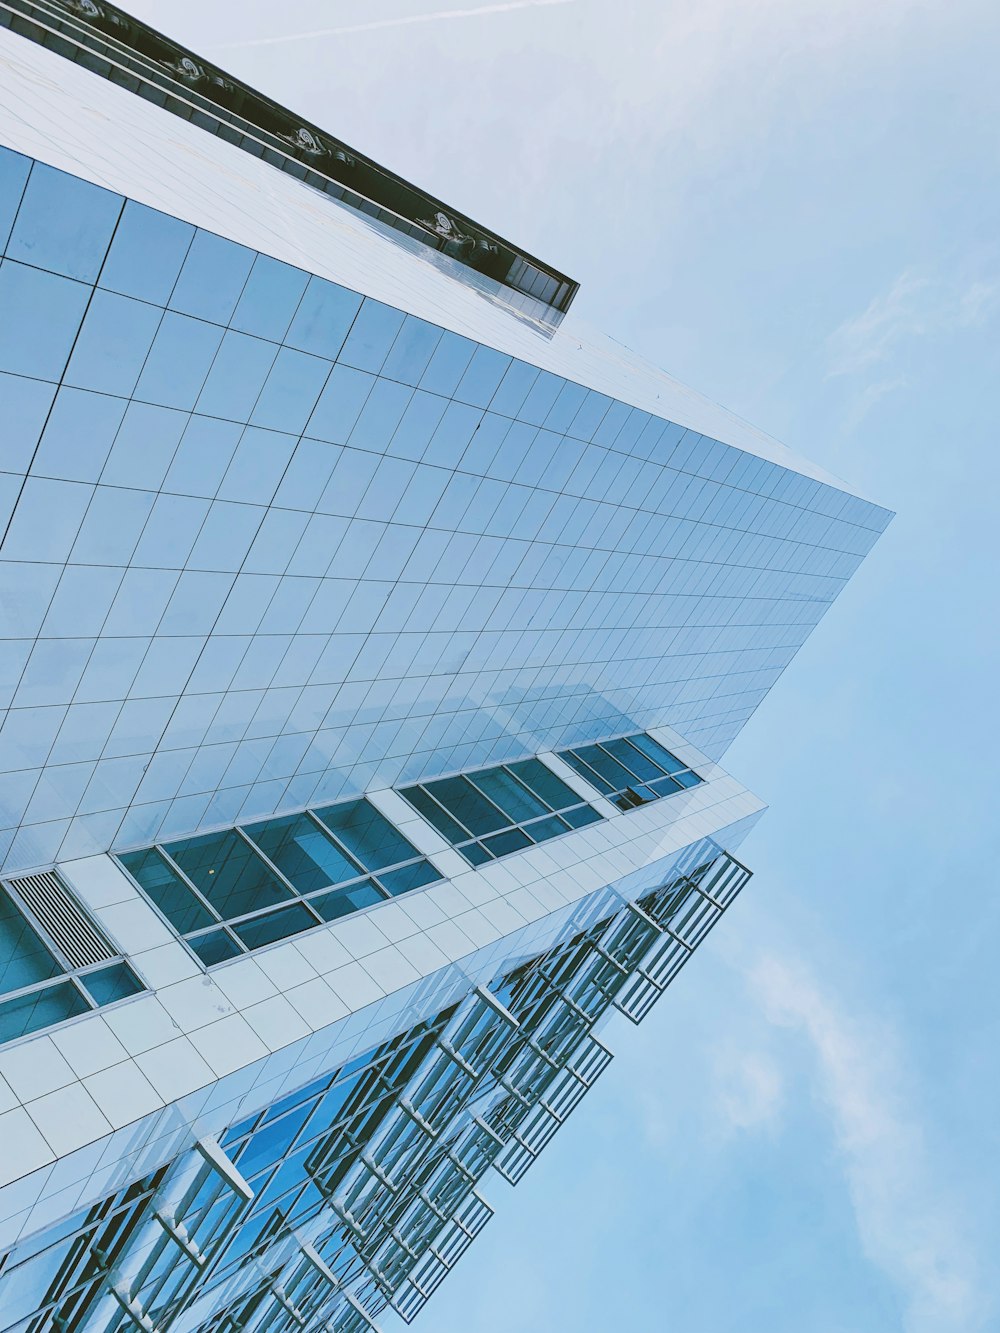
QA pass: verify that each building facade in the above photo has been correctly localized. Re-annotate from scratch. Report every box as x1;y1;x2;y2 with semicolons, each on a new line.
0;3;892;1329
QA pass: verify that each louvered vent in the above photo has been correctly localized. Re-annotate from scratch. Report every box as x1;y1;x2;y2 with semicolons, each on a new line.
6;870;117;969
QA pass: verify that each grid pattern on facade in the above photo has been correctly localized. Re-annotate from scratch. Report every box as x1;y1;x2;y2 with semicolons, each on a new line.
116;798;440;966
0;851;751;1333
556;731;702;811
0;142;890;878
0;867;144;1045
399;757;602;865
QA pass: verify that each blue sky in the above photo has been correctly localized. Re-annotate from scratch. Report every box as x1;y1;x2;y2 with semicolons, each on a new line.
133;3;1000;1329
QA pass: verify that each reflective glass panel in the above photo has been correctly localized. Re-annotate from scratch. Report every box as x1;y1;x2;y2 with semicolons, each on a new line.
556;732;702;811
167;830;294;919
312;800;417;870
400;757;601;866
0;884;62;996
243;812;362;894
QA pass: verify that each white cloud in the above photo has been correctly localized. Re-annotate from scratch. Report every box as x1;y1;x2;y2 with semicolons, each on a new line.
715;1047;786;1131
827;269;1000;377
215;0;576;51
842;372;910;429
748;955;988;1333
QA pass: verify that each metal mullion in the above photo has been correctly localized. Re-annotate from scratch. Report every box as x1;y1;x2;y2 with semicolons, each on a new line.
155;846;224;926
460;771;525;836
0;968;83;1006
497;763;560;814
68;973;100;1014
231;826;316;910
592;741;662;799
455;772;519;833
302;873;390;910
566;749;619;797
409;785;479;844
301;809;378;880
214;894;324;935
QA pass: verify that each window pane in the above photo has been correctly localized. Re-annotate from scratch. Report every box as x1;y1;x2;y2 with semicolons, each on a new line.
311;881;384;922
481;828;531;857
469;768;548;823
507;758;582;810
118;846;216;934
189;930;242;967
166;830;295;920
562;805;603;829
376;861;439;897
524;815;570;843
233;904;317;950
461;842;492;867
422;776;507;836
0;884;63;996
244;812;362;894
399;786;469;843
312;799;419;870
82;962;144;1007
570;745;641;792
0;981;89;1044
558;750;614;794
628;733;690;775
603;736;664;783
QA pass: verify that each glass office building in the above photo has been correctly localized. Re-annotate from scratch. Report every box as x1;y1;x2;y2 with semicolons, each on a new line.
0;3;892;1328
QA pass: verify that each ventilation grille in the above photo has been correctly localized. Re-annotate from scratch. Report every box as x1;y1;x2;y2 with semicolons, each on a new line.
7;870;117;969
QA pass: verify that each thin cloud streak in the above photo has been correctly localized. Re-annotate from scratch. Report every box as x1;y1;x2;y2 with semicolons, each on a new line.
216;0;576;51
827;268;1000;377
748;955;987;1333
